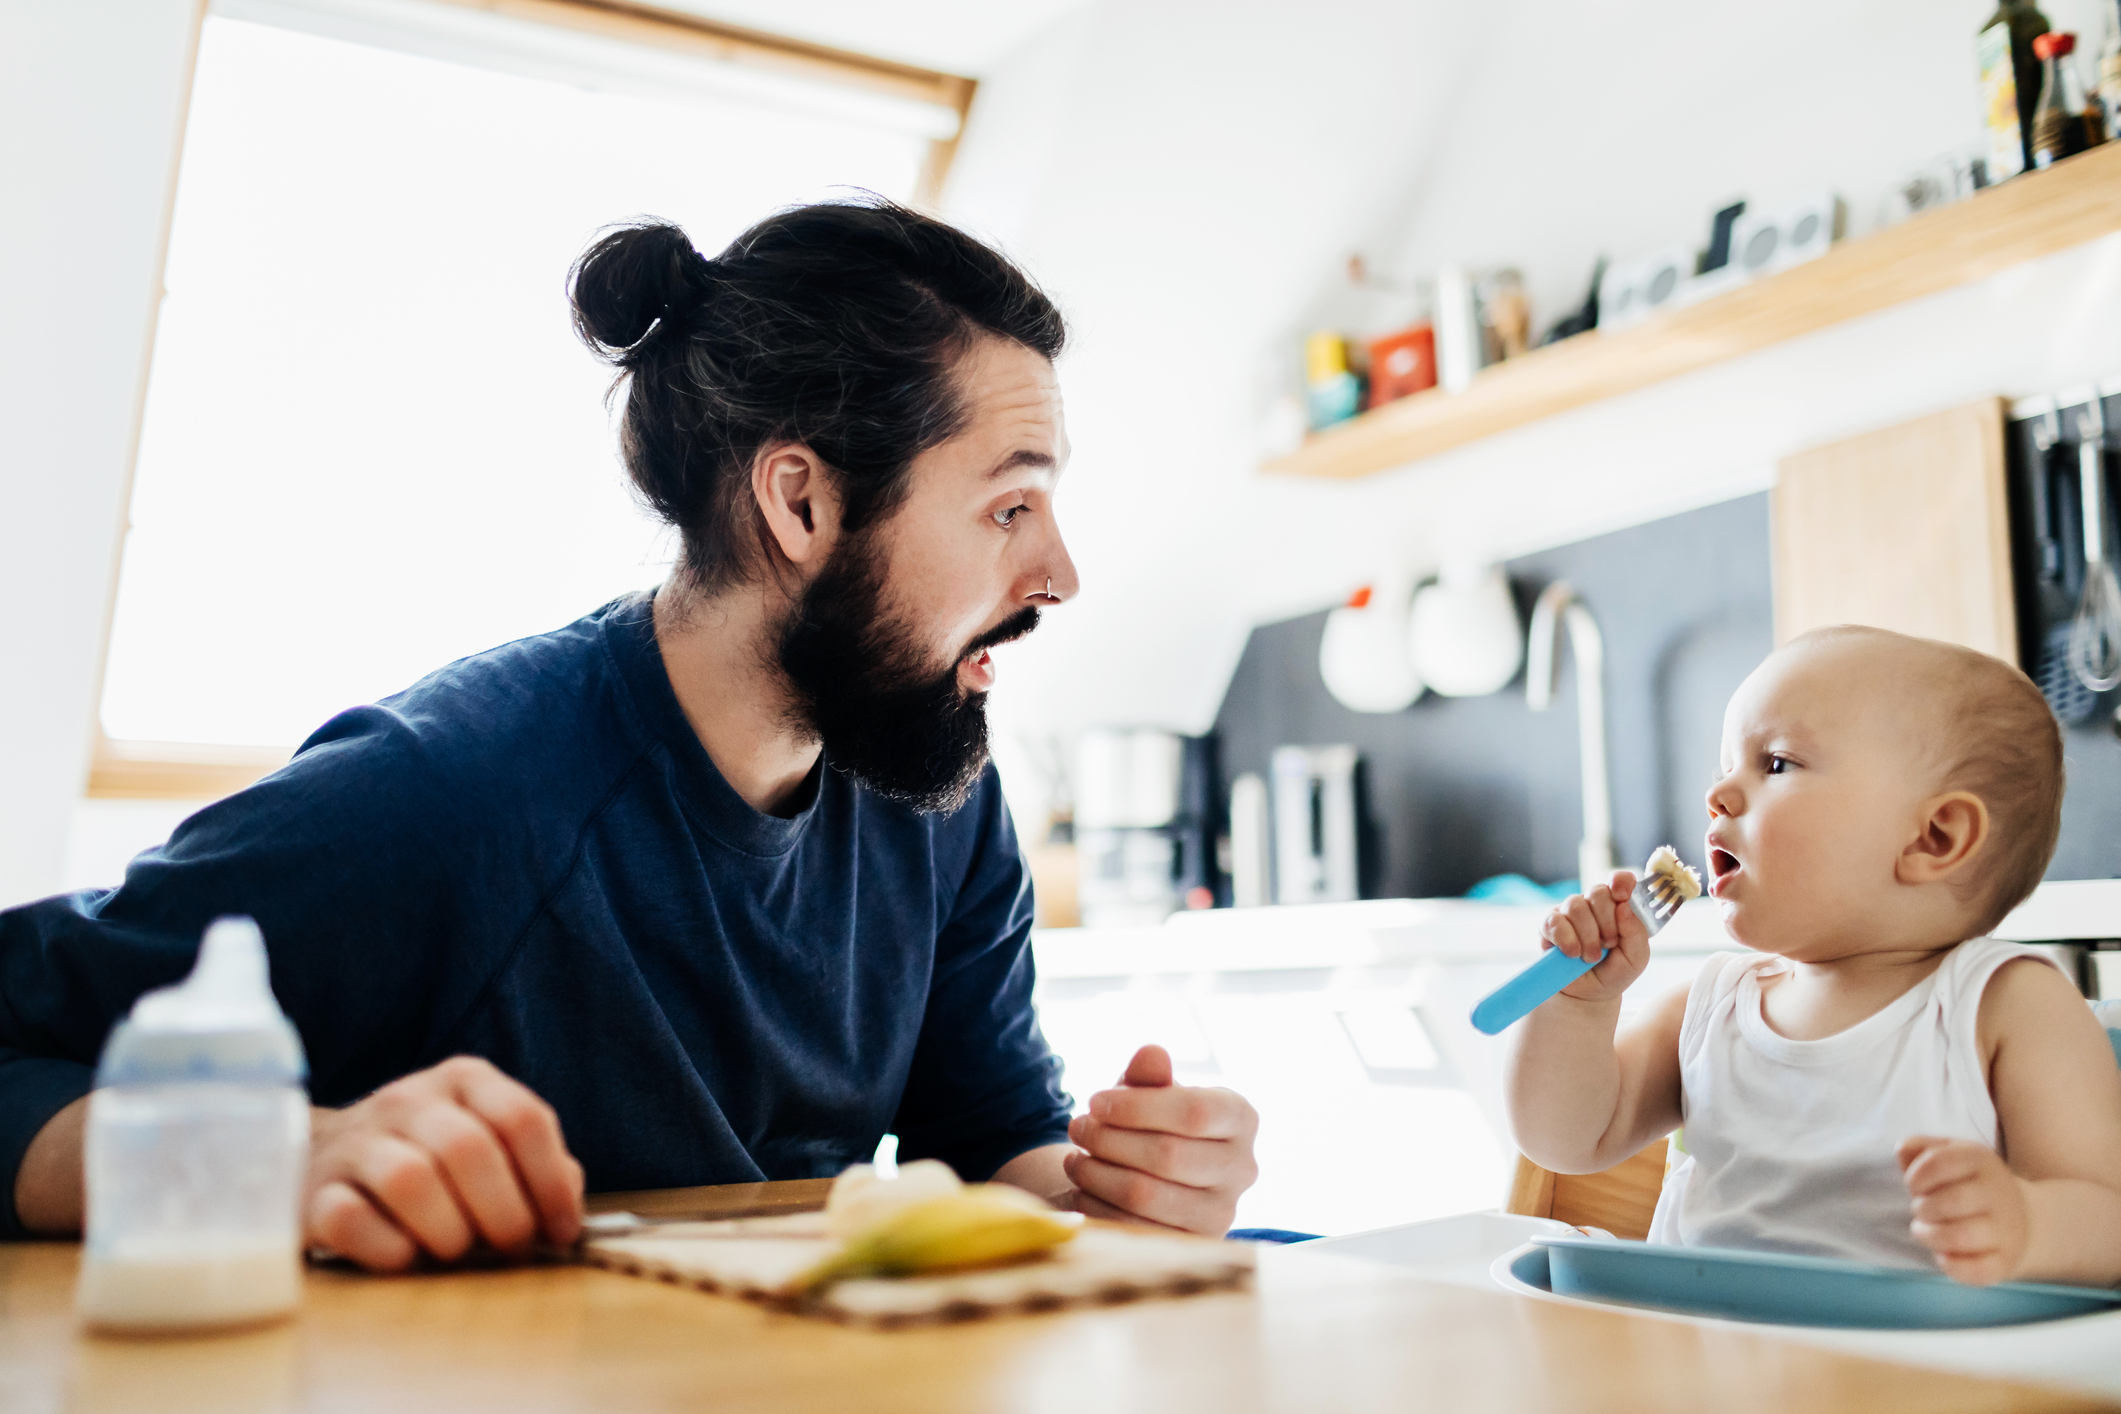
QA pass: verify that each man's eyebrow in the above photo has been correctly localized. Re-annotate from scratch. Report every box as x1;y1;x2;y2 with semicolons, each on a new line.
985;449;1057;479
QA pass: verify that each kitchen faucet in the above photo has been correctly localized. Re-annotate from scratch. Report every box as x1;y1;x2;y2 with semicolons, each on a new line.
1525;581;1616;886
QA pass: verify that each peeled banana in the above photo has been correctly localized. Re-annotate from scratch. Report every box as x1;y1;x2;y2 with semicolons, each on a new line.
825;1158;966;1239
797;1165;1081;1292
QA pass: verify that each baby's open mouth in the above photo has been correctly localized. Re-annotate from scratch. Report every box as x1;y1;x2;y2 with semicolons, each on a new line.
1709;847;1741;891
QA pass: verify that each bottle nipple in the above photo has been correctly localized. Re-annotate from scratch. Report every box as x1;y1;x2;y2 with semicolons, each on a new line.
131;917;282;1032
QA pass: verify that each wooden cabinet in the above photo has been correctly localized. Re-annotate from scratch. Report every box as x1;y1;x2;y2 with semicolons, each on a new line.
1772;398;2016;660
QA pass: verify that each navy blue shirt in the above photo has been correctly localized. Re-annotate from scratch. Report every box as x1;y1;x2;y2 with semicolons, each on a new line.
0;594;1071;1237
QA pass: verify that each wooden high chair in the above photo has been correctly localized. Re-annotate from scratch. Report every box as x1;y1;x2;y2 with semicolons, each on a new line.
1503;1136;1670;1240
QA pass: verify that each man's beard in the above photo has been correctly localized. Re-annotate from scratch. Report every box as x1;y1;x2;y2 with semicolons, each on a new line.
776;534;1039;815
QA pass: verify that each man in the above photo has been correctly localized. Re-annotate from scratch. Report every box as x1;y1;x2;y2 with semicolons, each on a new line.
1;199;1259;1266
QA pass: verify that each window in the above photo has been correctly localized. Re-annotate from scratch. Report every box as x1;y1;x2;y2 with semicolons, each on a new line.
94;0;970;795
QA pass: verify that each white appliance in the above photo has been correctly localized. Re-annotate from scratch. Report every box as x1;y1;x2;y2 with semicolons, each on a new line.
1075;727;1186;929
1597;247;1693;331
1074;728;1182;830
1433;263;1484;392
1227;772;1272;908
1604;193;1844;334
1075;728;1219;928
1270;745;1360;905
1319;583;1424;714
1729;193;1844;279
1407;563;1523;697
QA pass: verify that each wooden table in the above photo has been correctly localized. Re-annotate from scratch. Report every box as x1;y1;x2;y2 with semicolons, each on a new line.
2;1182;2109;1414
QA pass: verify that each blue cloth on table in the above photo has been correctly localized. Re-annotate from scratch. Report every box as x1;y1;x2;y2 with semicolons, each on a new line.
1227;1228;1321;1244
1463;874;1579;906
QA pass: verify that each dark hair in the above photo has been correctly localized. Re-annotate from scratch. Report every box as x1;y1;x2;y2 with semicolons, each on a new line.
569;196;1065;592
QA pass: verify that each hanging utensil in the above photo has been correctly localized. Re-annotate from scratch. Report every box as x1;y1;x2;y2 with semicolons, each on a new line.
2031;400;2099;722
2069;395;2121;694
2029;400;2065;591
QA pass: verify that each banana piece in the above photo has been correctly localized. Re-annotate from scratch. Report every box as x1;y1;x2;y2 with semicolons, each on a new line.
825;1158;965;1240
796;1183;1081;1292
1643;844;1703;903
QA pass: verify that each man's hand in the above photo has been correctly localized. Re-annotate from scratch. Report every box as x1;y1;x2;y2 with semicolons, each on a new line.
307;1056;584;1271
1545;870;1651;1005
1059;1044;1258;1236
1899;1135;2030;1286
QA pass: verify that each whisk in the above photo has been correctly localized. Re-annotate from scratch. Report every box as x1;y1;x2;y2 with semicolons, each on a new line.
2031;404;2098;722
2069;396;2121;695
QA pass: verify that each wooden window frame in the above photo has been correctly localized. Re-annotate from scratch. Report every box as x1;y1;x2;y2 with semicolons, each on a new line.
87;0;977;801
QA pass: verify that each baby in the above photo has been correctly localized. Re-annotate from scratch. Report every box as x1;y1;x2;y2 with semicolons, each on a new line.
1508;624;2121;1286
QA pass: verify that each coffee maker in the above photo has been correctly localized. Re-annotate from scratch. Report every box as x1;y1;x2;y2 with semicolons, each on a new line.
1269;744;1361;905
1072;728;1219;928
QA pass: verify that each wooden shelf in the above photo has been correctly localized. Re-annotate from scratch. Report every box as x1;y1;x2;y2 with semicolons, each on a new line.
1265;142;2121;481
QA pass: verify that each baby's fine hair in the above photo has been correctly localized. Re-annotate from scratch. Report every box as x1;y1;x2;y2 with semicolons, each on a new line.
1798;625;2063;934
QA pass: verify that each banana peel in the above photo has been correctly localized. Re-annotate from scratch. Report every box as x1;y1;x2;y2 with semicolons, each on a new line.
793;1183;1082;1293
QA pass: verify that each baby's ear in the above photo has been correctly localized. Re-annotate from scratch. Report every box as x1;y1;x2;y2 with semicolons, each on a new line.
1898;790;1988;884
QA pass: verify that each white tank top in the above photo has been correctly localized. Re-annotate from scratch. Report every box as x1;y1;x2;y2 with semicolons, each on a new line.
1645;937;2055;1267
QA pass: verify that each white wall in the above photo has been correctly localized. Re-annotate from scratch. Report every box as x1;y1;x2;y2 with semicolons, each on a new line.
0;0;201;907
946;0;2121;794
13;0;2121;899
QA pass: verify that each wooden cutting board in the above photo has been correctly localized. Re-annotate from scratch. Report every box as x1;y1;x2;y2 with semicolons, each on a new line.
1773;397;2015;660
582;1212;1256;1327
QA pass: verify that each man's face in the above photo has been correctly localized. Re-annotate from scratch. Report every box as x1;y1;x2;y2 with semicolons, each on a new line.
777;337;1076;813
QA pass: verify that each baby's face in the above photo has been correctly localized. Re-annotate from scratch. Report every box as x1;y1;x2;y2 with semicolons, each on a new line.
1704;639;1940;958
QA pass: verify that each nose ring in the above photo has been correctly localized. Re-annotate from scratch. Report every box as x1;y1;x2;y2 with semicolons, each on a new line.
1029;576;1059;604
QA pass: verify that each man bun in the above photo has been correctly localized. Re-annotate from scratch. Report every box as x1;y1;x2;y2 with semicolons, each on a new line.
568;221;715;363
565;195;1065;595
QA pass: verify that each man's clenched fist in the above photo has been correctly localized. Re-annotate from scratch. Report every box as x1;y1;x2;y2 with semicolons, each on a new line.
306;1056;584;1271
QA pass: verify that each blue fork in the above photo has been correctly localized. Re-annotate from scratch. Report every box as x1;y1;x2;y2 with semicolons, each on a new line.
1469;868;1693;1035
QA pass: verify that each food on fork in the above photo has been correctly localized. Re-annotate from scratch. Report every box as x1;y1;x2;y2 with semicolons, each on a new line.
1470;845;1701;1036
1636;845;1703;921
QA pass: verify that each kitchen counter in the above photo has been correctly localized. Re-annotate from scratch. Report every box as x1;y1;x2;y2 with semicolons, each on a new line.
1029;898;1727;1235
1034;880;2121;978
1;1181;2103;1414
1028;885;2121;1236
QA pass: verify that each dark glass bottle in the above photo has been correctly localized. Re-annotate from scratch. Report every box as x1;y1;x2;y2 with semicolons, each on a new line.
1984;0;2054;171
2032;31;2088;167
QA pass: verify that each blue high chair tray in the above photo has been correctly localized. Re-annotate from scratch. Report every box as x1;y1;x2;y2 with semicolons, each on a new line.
1520;1234;2121;1329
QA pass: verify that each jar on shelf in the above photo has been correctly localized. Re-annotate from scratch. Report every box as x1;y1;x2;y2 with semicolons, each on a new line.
2030;31;2089;167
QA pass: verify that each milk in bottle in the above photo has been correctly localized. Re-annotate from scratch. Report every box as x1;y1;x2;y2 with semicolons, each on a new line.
76;917;309;1332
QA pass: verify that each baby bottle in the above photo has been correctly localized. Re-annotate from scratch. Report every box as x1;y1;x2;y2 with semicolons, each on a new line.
76;917;310;1333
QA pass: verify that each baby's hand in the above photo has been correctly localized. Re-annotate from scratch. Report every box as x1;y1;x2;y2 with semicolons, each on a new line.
1898;1136;2030;1286
1541;871;1651;1005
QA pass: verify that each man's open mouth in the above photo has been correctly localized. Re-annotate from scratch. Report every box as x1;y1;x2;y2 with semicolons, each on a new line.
958;647;998;694
954;607;1042;691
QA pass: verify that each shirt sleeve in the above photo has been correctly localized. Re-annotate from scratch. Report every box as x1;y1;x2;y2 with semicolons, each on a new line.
889;772;1074;1181
0;706;482;1238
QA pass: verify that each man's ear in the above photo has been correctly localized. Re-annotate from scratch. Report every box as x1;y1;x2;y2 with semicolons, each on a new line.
1897;791;1989;885
751;443;840;571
